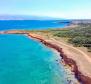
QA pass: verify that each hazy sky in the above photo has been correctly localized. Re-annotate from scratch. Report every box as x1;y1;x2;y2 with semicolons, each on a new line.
0;0;91;19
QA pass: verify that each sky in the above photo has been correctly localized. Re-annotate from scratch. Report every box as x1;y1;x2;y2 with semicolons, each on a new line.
0;0;91;19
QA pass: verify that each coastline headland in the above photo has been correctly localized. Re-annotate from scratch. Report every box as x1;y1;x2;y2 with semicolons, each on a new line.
0;30;91;84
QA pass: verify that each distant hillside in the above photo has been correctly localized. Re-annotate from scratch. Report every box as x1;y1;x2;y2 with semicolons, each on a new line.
0;15;63;20
70;19;91;24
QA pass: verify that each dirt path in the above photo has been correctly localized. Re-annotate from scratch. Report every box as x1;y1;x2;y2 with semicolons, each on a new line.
47;38;91;77
51;38;91;63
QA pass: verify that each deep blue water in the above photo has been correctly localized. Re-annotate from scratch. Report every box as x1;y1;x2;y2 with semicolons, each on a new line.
0;34;68;84
0;20;69;30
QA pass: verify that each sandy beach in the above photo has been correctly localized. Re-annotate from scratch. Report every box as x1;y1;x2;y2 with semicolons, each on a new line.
0;30;91;84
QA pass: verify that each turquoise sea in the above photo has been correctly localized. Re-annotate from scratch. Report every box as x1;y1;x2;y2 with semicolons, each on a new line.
0;20;70;84
0;34;68;84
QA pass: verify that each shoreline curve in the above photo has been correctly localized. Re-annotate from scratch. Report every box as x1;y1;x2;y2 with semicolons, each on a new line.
0;30;91;84
27;33;91;84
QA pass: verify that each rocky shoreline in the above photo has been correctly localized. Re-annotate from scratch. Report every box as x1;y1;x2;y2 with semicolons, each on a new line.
27;34;91;84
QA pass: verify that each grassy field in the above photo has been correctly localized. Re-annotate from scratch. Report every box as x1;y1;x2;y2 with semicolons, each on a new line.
50;25;91;52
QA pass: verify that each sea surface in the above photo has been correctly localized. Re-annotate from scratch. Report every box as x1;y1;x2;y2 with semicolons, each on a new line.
0;20;70;30
0;20;70;84
0;34;68;84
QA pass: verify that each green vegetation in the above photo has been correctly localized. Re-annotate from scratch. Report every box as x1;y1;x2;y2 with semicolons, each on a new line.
54;25;91;52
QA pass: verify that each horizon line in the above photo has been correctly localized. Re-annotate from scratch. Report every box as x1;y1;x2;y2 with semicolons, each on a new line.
0;14;91;20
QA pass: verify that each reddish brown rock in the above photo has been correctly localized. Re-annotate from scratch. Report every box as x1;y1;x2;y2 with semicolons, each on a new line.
28;34;91;84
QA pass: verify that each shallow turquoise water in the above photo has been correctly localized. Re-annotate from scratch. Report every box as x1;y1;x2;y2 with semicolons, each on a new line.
0;34;68;84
